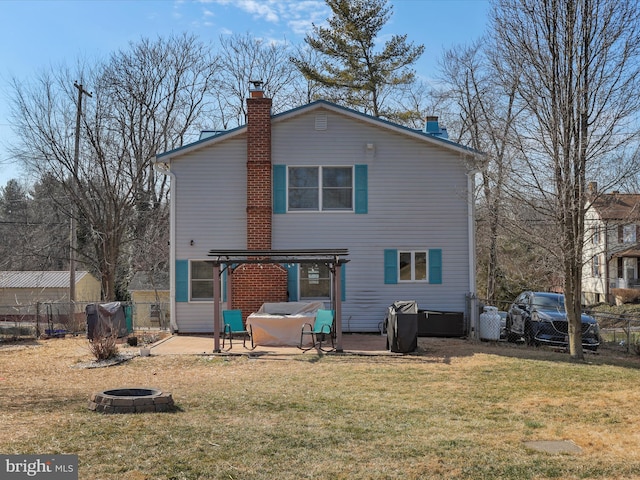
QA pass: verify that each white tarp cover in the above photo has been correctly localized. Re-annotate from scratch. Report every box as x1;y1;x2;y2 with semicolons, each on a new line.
248;301;326;346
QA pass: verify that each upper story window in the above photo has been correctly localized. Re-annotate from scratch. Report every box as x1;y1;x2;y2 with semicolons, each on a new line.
592;255;601;277
623;224;637;243
288;166;353;211
592;225;600;245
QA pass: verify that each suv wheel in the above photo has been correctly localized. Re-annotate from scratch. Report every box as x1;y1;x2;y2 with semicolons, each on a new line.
524;322;538;347
505;317;519;343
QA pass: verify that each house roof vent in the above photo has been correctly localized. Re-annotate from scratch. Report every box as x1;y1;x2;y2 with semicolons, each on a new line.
315;113;327;131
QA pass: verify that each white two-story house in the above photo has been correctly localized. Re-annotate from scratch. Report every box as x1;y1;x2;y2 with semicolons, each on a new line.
583;185;640;304
153;84;479;334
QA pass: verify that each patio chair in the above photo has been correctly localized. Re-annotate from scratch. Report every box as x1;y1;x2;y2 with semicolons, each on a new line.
299;309;335;352
222;309;253;350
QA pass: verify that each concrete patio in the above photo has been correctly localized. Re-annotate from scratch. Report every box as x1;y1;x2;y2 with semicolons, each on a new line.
147;332;401;356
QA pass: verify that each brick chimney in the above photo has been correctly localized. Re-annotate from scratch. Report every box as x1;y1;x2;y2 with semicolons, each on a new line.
232;81;288;318
246;80;273;249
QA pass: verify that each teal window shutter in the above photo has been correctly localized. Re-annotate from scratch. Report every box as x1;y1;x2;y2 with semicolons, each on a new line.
176;260;189;302
384;249;397;284
355;164;368;214
429;249;442;284
286;264;298;301
273;164;286;214
341;263;346;301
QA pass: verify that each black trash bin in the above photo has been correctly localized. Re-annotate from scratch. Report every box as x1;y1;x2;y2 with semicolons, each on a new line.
386;300;418;353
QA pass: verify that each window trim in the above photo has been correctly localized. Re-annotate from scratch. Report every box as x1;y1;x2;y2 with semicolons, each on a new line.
298;262;332;301
287;165;354;212
623;224;636;243
398;250;429;283
592;255;600;277
189;260;214;302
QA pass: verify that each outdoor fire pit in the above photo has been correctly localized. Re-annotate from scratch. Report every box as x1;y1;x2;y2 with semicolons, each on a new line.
88;387;174;413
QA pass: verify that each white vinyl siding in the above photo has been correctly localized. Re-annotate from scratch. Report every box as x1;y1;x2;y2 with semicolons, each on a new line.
169;106;472;333
271;108;470;332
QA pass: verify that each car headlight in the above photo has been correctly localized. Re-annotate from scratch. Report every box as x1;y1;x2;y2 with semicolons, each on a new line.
533;312;551;322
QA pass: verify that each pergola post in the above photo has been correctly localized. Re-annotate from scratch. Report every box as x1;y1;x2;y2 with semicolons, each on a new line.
213;263;221;353
334;262;343;352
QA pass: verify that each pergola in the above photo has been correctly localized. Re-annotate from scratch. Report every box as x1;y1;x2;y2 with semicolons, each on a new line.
207;249;350;352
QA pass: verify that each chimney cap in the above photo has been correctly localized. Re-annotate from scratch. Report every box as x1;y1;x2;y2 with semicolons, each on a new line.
249;80;264;90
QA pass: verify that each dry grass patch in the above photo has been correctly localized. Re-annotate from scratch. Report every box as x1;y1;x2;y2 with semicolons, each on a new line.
1;337;640;479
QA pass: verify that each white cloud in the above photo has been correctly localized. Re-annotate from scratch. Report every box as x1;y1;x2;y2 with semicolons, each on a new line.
211;0;328;35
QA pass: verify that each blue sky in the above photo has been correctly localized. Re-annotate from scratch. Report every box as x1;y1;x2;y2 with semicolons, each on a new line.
0;0;490;187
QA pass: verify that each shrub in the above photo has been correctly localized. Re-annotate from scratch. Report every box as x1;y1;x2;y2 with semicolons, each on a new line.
611;288;640;304
88;324;119;361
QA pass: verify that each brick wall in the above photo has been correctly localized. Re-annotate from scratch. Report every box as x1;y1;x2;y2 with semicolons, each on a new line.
232;265;288;320
246;95;273;250
232;88;288;319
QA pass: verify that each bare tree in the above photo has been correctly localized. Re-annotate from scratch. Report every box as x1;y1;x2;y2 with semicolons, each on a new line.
289;44;333;105
492;0;640;359
0;179;30;270
439;40;522;304
8;34;217;299
215;33;301;128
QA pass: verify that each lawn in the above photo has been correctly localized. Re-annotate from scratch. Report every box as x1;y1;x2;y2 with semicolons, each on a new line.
1;337;640;479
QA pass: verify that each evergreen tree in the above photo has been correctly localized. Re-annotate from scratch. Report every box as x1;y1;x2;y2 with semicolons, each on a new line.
292;0;424;118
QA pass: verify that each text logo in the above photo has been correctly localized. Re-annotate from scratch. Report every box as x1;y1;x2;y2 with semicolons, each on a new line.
0;455;78;479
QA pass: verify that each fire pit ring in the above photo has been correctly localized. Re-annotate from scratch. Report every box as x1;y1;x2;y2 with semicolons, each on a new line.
89;387;174;413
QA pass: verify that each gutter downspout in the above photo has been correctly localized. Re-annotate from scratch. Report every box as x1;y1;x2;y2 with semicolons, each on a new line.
153;160;178;333
604;220;610;303
467;169;478;340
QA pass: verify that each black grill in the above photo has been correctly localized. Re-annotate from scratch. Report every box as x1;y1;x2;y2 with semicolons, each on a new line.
551;321;568;334
551;321;591;334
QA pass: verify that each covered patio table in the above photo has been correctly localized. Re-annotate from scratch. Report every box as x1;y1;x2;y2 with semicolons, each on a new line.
246;301;325;347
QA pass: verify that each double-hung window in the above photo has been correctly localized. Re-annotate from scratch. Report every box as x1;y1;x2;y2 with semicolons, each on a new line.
399;251;428;282
288;166;353;211
623;224;637;243
299;262;332;300
592;255;600;277
384;248;442;284
190;261;213;301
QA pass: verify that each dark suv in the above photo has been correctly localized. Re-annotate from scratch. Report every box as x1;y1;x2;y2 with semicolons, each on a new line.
506;291;600;350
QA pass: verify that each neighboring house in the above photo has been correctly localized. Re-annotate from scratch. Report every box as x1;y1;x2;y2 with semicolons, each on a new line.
583;186;640;304
129;271;170;328
0;270;101;321
153;84;478;334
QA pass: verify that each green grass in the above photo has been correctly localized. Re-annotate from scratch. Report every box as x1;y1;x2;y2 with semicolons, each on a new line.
2;339;640;479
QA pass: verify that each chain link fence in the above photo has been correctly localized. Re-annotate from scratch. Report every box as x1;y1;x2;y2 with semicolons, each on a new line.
587;312;640;355
474;299;640;356
0;301;170;342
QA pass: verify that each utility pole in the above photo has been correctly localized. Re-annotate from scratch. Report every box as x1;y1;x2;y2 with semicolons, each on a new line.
70;82;92;306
